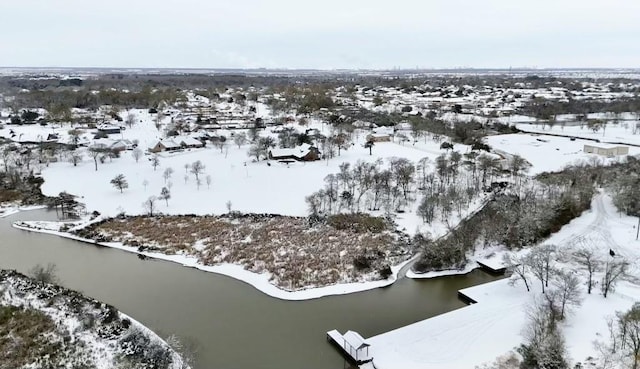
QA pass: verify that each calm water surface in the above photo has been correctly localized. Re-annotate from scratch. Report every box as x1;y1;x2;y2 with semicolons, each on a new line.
0;210;499;369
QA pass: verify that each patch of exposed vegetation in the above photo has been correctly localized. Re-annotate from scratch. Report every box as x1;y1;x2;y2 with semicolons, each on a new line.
76;213;411;290
0;170;49;206
414;166;596;273
0;305;62;369
0;269;187;369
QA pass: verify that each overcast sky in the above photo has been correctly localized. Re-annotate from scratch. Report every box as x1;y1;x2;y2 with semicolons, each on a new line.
1;0;639;69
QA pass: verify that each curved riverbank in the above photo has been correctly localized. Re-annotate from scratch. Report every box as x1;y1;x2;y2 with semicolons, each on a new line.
1;208;501;369
13;219;415;301
0;269;189;369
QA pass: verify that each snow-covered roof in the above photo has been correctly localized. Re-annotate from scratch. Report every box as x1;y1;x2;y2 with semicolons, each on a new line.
97;124;121;130
155;139;181;149
270;143;314;159
373;126;394;135
344;330;370;349
177;136;203;146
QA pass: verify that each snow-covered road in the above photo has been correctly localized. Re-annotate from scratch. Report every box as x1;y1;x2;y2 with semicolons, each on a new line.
364;193;640;369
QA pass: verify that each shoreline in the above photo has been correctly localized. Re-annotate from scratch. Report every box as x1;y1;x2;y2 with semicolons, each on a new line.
0;204;46;218
0;269;189;369
11;219;418;301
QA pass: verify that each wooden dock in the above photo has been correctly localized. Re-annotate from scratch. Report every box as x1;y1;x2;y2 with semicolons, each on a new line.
476;260;507;275
326;329;373;364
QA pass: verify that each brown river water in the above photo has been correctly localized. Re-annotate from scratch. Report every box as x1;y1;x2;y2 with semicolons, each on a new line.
0;209;499;369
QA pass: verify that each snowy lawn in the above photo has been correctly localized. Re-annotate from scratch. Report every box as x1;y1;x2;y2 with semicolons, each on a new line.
365;193;640;369
516;120;640;146
486;134;639;174
36;116;468;233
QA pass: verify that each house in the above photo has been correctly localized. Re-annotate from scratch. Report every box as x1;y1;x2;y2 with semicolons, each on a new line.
394;121;412;131
366;133;392;142
90;138;130;152
583;144;629;157
149;139;181;153
96;124;122;134
269;143;321;162
176;136;205;149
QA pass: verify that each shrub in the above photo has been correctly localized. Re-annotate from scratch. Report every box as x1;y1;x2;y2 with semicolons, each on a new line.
378;265;393;279
28;263;59;285
328;213;388;233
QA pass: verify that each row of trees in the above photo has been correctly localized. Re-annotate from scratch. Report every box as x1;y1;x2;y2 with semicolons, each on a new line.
306;158;417;217
414;163;596;272
8;87;184;113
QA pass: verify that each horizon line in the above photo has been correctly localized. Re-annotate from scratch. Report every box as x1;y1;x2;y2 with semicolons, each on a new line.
1;66;639;73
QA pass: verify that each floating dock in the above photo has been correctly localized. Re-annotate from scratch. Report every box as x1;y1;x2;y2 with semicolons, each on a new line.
327;329;373;364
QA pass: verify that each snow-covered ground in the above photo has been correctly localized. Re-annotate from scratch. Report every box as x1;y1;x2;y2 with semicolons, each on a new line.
516;120;640;146
0;204;45;218
12;220;416;301
486;134;640;174
29;112;472;235
0;270;188;369
364;193;640;369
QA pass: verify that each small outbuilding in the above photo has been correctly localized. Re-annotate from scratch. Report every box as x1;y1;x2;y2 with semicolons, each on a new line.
97;124;122;135
583;144;629;157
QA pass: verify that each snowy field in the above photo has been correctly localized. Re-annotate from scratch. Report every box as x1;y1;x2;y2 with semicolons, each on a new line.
27;112;473;235
516;120;640;146
365;193;640;369
486;134;640;174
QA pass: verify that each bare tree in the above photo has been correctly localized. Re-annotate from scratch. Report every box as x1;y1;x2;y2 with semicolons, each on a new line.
163;167;174;184
88;147;106;171
527;244;556;293
69;151;82;167
602;258;629;298
142;179;149;191
503;253;531;292
552;270;582;320
574;246;601;294
233;132;247;148
125;112;137;128
159;187;171;206
616;303;640;369
150;155;160;171
389;157;415;201
226;200;232;213
110;174;128;193
206;175;212;189
214;139;227;154
143;196;158;216
190;160;205;180
520;297;569;369
132;148;143;163
1;146;14;172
